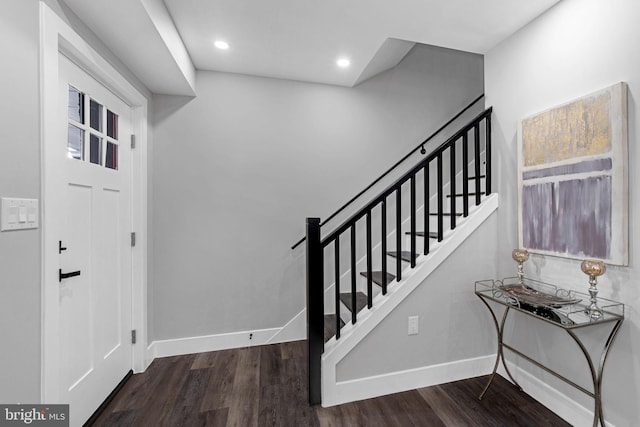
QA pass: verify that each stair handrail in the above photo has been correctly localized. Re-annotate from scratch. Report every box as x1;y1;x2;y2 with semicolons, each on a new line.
291;94;485;250
319;107;492;246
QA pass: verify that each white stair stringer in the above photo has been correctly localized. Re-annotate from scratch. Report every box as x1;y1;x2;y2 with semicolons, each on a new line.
320;193;498;407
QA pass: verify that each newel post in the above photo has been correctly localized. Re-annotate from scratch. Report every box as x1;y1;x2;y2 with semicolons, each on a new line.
306;217;323;405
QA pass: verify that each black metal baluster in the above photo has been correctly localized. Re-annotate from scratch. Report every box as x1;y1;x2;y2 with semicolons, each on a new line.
350;225;357;324
462;132;469;217
474;123;481;206
366;210;372;308
381;199;388;295
396;187;402;281
486;115;492;195
423;164;430;255
305;218;323;405
450;140;457;230
410;175;416;268
437;154;443;242
334;236;340;340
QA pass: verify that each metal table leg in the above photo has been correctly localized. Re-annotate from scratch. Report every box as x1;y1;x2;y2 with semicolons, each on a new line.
566;319;622;427
478;295;522;400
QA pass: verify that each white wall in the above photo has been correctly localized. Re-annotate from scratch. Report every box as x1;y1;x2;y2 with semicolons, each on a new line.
151;44;484;341
486;0;640;425
0;0;41;403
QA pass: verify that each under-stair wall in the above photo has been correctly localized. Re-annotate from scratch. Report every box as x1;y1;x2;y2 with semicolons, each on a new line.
326;208;498;405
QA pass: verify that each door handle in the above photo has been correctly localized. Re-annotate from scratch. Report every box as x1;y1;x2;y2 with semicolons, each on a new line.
59;268;81;282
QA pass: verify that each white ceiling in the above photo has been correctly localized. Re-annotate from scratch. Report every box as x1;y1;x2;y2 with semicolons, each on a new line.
61;0;561;95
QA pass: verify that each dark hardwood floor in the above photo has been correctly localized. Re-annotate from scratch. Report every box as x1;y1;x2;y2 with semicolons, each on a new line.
92;341;570;426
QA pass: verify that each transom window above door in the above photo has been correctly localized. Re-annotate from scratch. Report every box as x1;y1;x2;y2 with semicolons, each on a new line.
67;85;119;170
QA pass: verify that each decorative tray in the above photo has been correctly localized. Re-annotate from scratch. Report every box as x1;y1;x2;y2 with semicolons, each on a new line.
498;284;581;308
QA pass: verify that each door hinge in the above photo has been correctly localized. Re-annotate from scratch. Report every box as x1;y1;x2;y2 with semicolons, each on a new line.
131;330;137;344
130;134;136;149
131;232;136;247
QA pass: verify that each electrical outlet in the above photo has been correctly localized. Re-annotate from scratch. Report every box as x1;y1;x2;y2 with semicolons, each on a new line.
408;316;419;335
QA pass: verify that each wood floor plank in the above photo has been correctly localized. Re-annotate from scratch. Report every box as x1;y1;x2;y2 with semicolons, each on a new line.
92;408;139;427
165;368;210;426
91;341;574;427
359;395;403;426
197;408;229;427
394;390;446;427
316;402;360;427
122;354;195;427
199;349;239;412
280;340;306;359
108;355;172;413
417;384;479;427
487;376;571;427
258;343;285;386
225;346;260;427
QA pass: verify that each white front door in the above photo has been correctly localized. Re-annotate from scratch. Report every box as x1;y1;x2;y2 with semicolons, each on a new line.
55;54;133;425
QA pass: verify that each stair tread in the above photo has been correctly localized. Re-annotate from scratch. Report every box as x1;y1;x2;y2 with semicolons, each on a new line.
387;251;418;262
428;212;463;216
323;314;345;343
359;271;396;287
467;175;486;179
405;231;438;238
339;291;368;313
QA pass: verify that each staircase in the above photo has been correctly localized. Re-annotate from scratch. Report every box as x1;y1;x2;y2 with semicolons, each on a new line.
303;102;495;406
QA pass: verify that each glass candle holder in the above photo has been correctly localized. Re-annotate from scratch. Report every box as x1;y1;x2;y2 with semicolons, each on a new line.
512;249;529;284
581;259;606;320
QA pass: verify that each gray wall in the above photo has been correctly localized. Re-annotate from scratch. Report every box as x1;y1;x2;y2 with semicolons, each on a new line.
151;44;484;340
485;0;639;424
0;0;42;403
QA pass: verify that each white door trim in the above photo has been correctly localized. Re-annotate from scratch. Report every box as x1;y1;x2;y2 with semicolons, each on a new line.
40;3;149;404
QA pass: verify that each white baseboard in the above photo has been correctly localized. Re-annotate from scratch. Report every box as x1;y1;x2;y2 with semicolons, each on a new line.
498;362;617;427
148;312;309;360
321;355;495;407
150;327;280;358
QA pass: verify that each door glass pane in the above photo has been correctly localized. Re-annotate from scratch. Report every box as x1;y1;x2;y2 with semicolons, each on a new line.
68;85;84;123
107;110;118;139
67;124;84;160
90;134;102;165
106;142;118;170
90;99;102;132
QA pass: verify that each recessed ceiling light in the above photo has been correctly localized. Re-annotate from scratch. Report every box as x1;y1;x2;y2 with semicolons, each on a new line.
337;58;351;68
214;40;229;50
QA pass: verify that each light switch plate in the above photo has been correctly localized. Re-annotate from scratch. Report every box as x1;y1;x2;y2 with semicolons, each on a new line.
1;198;39;231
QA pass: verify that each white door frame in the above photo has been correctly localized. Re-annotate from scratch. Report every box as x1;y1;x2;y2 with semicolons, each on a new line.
40;3;149;403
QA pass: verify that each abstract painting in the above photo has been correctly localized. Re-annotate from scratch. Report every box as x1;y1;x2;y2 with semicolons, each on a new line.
518;82;628;265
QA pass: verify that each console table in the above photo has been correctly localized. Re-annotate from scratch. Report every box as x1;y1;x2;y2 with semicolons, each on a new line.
475;277;624;427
